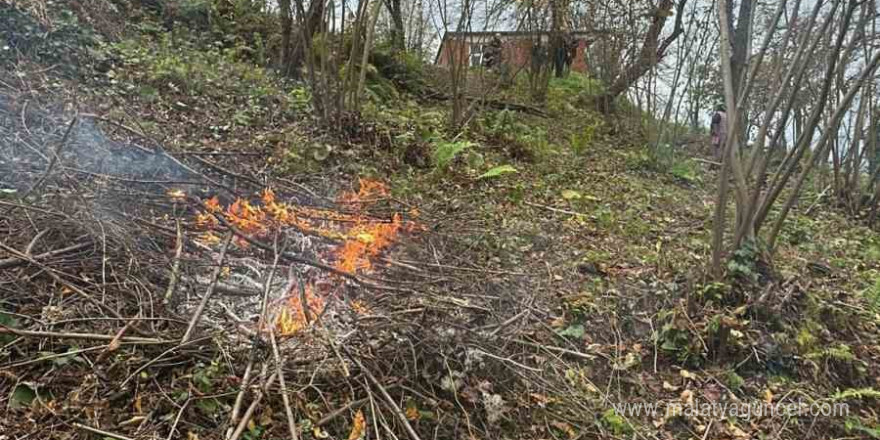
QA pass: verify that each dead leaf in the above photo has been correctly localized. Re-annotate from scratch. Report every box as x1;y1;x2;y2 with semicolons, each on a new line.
763;389;773;404
348;410;366;440
680;389;694;406
662;381;679;392
550;420;577;439
405;403;420;421
679;369;698;381
529;393;553;407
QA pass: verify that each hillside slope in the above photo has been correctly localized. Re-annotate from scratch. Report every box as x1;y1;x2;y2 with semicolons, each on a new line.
1;4;879;440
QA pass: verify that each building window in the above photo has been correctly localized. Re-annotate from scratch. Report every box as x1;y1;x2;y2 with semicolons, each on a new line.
469;43;484;67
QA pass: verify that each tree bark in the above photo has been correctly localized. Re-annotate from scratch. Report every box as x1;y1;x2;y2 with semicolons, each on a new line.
730;0;754;97
597;0;686;113
289;0;327;75
383;0;406;52
279;0;293;74
711;0;739;278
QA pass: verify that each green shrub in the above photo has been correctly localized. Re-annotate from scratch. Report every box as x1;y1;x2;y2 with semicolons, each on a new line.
547;72;604;113
668;159;699;183
482;110;554;161
110;31;302;126
432;140;475;168
600;409;633;436
1;4;100;76
370;46;426;94
727;240;759;284
657;308;706;366
626;143;701;184
568;113;603;155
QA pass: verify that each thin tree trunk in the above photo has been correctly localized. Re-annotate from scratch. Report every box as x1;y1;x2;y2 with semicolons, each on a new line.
711;0;739;278
280;0;293;74
768;48;880;249
355;0;383;110
754;0;857;233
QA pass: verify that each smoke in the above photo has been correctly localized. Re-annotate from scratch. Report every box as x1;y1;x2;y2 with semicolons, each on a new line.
0;93;195;192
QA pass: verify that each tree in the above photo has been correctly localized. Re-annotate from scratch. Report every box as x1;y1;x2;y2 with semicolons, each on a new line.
709;0;880;280
384;0;407;51
595;0;687;113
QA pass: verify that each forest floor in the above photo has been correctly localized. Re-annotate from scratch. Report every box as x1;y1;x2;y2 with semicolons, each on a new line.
2;3;880;440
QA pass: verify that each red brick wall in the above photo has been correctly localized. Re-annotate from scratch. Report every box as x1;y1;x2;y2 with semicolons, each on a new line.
436;40;468;68
437;36;590;74
571;40;589;73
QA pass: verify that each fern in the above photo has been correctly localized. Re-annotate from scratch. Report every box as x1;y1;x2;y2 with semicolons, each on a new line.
864;277;880;311
432;140;474;168
806;344;856;362
845;418;880;438
833;387;880;401
478;165;518;179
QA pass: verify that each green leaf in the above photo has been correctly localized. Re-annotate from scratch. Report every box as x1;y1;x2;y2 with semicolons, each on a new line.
478;165;518;179
195;398;221;416
561;189;582;200
556;324;585;339
600;408;633;436
0;311;17;344
833;387;880;401
432;141;474;168
9;384;36;409
845;418;880;438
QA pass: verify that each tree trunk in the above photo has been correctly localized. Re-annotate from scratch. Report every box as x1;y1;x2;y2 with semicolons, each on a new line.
279;0;293;74
711;0;739;278
550;0;564;78
596;0;686;113
289;0;326;74
384;0;406;52
730;0;754;96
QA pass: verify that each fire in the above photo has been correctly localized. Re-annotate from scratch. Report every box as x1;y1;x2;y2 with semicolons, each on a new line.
275;284;325;335
335;213;401;273
334;180;402;273
190;180;413;336
339;177;390;203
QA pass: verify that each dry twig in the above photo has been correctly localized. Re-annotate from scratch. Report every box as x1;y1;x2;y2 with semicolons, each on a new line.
181;232;233;343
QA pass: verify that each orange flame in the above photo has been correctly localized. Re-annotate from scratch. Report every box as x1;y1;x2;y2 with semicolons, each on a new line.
193;180;413;336
276;285;325;335
335;213;401;273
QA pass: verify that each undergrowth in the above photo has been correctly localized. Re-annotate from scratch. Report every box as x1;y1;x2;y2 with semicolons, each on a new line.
111;32;300;122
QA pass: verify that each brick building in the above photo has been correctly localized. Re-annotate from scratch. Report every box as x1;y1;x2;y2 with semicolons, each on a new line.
434;31;593;74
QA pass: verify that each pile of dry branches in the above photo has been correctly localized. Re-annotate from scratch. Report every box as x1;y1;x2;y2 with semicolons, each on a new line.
0;87;595;440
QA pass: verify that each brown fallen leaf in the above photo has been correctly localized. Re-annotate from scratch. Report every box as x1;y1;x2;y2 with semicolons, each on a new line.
348;409;366;440
550;420;577;439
